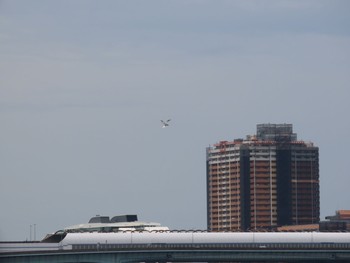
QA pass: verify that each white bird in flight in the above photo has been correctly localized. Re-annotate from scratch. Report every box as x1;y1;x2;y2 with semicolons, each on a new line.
161;119;171;128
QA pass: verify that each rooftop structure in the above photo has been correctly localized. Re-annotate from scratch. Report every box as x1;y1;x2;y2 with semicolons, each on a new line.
325;210;350;221
256;123;297;142
63;215;169;233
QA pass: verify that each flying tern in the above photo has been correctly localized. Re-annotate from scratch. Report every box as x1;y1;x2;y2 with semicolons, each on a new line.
161;119;171;128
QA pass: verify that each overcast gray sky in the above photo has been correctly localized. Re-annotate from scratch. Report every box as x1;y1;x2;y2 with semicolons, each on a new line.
1;0;350;241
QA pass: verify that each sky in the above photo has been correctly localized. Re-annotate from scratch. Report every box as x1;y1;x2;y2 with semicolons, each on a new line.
1;0;350;241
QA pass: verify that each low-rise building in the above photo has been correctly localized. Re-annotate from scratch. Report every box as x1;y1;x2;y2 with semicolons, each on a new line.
320;210;350;232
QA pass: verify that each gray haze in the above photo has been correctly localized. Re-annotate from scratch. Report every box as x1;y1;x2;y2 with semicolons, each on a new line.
1;0;350;241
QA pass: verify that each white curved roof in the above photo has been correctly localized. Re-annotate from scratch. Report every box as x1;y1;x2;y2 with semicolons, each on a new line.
61;232;350;245
63;232;133;244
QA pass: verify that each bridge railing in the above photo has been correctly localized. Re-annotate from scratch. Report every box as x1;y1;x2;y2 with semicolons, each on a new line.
71;242;350;251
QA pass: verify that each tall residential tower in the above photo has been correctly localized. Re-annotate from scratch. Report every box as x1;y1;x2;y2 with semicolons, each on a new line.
206;124;319;231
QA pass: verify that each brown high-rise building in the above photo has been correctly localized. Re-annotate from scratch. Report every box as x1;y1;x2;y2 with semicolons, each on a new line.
206;124;319;231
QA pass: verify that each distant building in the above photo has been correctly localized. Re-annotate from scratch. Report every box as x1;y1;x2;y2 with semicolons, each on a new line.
206;124;320;231
42;215;170;242
63;215;169;233
319;210;350;232
277;224;319;232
